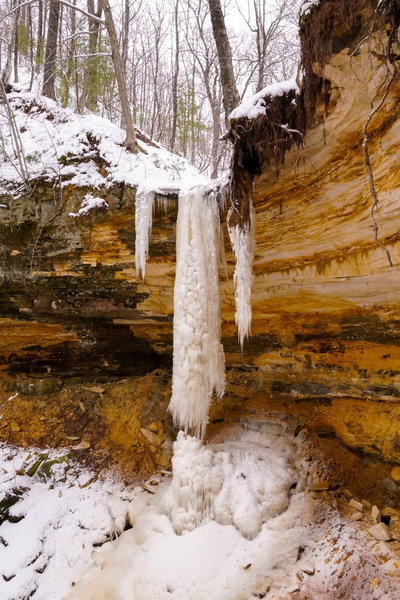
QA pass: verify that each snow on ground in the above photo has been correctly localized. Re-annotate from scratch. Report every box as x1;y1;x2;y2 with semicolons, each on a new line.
0;445;136;600
229;80;298;121
0;92;206;197
1;426;400;600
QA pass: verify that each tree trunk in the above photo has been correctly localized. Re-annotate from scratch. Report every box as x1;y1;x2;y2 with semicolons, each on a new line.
35;0;44;73
170;0;179;150
1;40;13;87
28;5;35;90
121;0;129;78
83;0;102;111
13;0;20;84
207;0;239;123
101;0;137;150
210;104;221;179
42;0;61;99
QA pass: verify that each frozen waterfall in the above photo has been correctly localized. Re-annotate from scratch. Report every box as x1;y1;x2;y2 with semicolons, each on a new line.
169;185;225;439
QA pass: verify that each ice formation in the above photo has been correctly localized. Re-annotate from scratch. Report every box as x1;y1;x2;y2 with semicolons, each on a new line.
164;430;296;540
135;189;155;279
228;210;254;349
169;185;225;438
67;428;304;600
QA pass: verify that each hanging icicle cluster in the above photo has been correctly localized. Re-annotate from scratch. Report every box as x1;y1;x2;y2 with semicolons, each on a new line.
227;203;254;349
169;185;225;439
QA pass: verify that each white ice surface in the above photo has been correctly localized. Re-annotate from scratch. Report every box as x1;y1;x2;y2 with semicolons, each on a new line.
135;189;155;279
228;219;254;349
164;431;296;539
69;429;306;600
3;432;397;600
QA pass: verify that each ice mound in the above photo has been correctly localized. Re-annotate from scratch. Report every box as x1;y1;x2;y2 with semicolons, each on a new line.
69;429;304;600
164;430;297;539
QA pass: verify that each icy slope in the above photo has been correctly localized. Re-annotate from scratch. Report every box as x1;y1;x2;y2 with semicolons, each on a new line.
2;429;400;600
0;445;134;600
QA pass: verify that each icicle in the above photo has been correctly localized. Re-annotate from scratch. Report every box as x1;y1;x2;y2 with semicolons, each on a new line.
135;188;155;279
155;194;174;213
228;204;254;349
169;185;225;439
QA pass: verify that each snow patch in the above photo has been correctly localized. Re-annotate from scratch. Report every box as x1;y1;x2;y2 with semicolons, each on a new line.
0;92;205;197
68;193;108;217
299;0;320;17
229;79;298;121
0;445;133;600
169;185;225;438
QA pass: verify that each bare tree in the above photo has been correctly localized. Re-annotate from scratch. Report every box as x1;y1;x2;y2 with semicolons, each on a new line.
207;0;239;122
13;0;20;83
101;0;136;150
184;0;225;177
35;0;44;72
170;0;179;150
42;0;61;98
236;0;299;95
80;0;102;111
1;28;13;86
0;0;298;177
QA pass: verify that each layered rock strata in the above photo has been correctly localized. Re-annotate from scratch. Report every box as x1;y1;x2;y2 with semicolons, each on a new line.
1;0;400;487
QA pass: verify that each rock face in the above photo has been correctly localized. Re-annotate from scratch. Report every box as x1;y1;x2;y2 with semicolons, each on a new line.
233;10;400;467
0;182;176;380
1;0;400;486
220;0;400;478
0;182;179;474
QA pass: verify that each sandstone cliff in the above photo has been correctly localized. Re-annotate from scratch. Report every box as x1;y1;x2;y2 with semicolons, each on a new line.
1;0;400;498
222;0;400;486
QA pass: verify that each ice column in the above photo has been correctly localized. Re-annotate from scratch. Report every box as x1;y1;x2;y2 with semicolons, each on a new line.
169;185;225;439
135;189;155;279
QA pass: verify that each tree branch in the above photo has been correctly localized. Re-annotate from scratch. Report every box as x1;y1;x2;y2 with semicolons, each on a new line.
0;0;105;25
